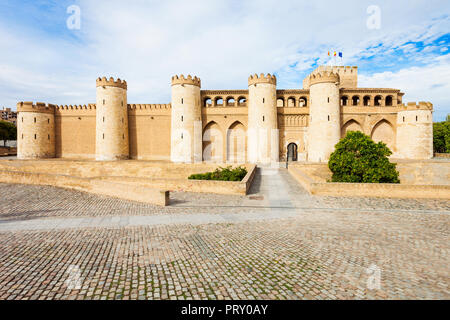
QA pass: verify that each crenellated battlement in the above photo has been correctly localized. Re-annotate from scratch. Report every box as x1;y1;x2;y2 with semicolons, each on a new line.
171;74;201;87
96;77;127;90
128;104;172;110
15;65;435;162
17;101;56;114
304;66;357;89
308;71;340;86
399;101;433;111
312;66;357;75
55;104;97;110
248;73;277;86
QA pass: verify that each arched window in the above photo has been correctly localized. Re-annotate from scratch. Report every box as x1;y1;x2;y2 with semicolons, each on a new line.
204;98;212;107
237;97;246;106
226;97;235;106
299;97;307;107
385;95;393;106
363;96;371;106
341;96;349;106
287;97;296;107
352;96;360;106
215;97;223;106
277;98;285;107
374;95;382;106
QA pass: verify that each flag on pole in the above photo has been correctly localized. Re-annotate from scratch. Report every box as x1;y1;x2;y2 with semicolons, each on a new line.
334;51;337;57
339;52;343;58
328;51;330;56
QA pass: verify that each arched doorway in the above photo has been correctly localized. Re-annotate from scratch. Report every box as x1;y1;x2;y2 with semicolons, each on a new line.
226;121;246;163
287;143;298;161
341;119;363;138
203;121;223;162
371;119;395;152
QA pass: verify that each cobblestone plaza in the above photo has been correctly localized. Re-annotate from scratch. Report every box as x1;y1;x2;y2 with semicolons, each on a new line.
0;168;448;300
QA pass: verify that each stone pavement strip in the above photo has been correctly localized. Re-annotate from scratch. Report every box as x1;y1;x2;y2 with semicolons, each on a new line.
0;167;449;300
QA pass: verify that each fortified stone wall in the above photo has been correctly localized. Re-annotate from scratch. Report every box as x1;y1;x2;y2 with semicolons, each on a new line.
247;73;278;163
128;104;172;160
303;66;358;89
95;77;129;160
307;71;341;162
396;103;433;159
55;105;96;158
17;102;55;159
170;75;202;163
16;66;434;163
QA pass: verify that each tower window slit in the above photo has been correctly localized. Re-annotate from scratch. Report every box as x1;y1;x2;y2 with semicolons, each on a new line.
103;99;105;105
181;116;183;122
416;116;418;121
328;115;330;121
48;118;50;124
181;98;183;104
34;117;36;123
181;133;183;139
328;97;330;103
103;133;105;139
263;98;265;103
48;134;50;140
263;116;265;122
34;134;36;140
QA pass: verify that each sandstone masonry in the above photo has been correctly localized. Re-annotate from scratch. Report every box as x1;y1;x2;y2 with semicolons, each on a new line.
16;66;434;163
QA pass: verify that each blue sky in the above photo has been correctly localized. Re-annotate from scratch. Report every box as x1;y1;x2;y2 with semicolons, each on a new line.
0;0;449;120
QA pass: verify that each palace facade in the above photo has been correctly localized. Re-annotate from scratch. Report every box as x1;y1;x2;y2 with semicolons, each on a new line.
17;66;434;163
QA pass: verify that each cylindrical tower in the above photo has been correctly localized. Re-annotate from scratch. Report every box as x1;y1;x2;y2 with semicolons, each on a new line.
396;103;433;159
17;102;55;159
307;71;341;162
170;75;202;163
247;73;278;164
95;77;129;161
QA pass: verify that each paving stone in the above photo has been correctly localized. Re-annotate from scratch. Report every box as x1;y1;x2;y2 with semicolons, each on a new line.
0;169;448;300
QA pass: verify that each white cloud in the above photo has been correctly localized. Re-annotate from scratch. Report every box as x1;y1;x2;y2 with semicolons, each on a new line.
359;54;450;121
0;0;449;121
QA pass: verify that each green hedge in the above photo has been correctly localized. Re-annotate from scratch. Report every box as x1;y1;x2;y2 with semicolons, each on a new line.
188;166;247;181
329;131;400;183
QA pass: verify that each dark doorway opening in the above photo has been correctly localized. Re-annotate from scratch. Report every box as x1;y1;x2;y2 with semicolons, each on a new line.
287;143;298;161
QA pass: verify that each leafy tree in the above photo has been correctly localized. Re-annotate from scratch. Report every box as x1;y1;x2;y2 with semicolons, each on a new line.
433;118;450;153
328;131;400;183
0;121;16;146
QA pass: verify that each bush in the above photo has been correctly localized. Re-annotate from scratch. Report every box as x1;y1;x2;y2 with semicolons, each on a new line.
433;119;450;153
328;131;400;183
188;166;248;181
